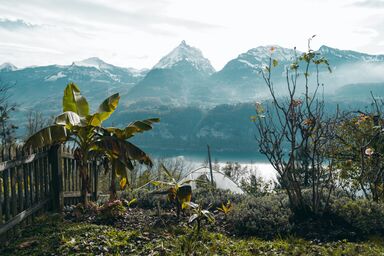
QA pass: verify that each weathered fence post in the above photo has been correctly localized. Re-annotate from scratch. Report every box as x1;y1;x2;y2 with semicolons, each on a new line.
93;161;98;201
49;145;63;212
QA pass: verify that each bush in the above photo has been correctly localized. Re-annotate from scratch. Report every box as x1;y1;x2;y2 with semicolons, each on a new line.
192;188;244;209
227;194;292;239
331;197;384;236
128;187;244;212
128;189;173;210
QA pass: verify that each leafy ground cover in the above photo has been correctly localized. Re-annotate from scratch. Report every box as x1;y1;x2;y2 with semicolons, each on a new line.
1;208;384;256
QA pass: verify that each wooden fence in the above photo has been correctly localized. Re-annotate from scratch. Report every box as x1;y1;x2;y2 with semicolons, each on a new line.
0;144;102;237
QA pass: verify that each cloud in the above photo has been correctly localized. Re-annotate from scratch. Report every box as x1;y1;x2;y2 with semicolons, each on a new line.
0;18;38;30
353;0;384;8
0;42;63;54
0;0;218;35
1;0;382;70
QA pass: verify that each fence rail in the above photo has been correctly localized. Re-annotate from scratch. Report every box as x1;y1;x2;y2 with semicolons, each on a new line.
0;144;101;237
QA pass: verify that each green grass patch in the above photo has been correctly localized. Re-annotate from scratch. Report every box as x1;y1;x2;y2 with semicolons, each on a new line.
1;214;384;255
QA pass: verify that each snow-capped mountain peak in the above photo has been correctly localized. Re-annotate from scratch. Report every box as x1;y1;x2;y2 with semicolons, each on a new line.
318;45;384;62
231;45;298;70
153;40;215;75
73;57;114;70
241;45;298;62
0;62;17;71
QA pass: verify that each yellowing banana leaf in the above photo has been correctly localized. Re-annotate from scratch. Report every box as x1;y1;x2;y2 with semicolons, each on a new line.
104;127;126;139
86;114;103;127
24;125;69;150
119;177;127;190
104;118;159;140
123;126;138;139
88;93;120;126
85;93;119;126
124;118;160;138
62;82;90;117
130;120;152;131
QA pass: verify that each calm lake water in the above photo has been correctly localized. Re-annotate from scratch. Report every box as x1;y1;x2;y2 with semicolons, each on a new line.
144;148;277;181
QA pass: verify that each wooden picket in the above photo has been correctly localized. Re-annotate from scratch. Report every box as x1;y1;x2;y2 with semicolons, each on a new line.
0;144;101;237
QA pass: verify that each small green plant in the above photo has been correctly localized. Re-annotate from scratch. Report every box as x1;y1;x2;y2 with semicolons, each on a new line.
184;202;215;235
217;200;232;215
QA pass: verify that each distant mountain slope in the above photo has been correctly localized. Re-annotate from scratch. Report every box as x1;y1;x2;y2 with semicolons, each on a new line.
0;58;148;141
111;103;257;153
215;46;297;82
333;82;384;101
0;58;146;116
110;100;369;154
319;45;384;65
211;46;299;101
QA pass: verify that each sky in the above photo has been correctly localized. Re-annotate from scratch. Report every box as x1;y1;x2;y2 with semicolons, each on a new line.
0;0;384;70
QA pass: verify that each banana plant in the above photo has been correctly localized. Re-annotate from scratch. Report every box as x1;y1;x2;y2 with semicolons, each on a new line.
24;82;159;206
92;118;159;200
151;164;195;215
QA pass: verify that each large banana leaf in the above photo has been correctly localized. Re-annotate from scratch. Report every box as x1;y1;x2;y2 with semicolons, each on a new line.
24;125;69;149
114;158;129;178
63;83;90;117
94;136;152;169
87;93;120;126
104;118;160;139
126;119;160;137
123;140;153;167
90;137;146;190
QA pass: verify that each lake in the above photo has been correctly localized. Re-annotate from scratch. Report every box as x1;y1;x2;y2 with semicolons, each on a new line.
145;148;277;181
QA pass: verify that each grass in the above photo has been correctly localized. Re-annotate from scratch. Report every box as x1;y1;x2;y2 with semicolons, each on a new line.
1;214;384;255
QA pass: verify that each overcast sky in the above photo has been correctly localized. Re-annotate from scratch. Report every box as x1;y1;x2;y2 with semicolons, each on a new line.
0;0;383;70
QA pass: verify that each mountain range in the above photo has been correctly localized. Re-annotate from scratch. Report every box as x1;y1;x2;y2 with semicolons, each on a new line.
2;41;384;108
1;41;384;155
